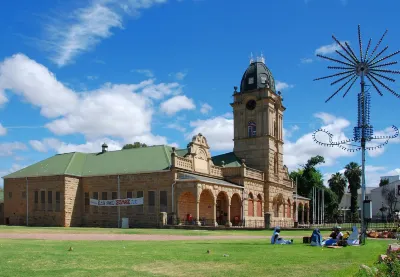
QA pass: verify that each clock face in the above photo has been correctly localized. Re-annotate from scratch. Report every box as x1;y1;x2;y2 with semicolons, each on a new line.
246;100;256;110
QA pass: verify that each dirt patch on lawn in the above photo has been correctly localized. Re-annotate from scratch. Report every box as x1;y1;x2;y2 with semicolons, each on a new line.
0;233;272;241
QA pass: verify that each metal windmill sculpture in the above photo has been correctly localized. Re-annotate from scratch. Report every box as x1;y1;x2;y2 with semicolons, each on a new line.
313;25;399;244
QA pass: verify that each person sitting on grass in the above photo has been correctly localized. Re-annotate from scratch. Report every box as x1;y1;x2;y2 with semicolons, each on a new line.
324;226;343;246
346;226;360;245
310;228;324;246
271;226;293;245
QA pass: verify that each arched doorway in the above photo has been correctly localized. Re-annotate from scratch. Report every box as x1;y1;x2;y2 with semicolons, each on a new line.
298;203;304;224
256;194;263;217
248;193;254;217
293;202;297;222
216;191;229;225
230;193;241;226
178;191;197;224
199;189;215;225
287;199;291;218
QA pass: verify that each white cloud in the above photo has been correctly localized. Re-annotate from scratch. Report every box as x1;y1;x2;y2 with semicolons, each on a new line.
170;71;188;80
0;54;79;117
301;58;313;64
135;69;154;78
283;125;299;139
367;126;400;157
30;138;122;153
315;41;348;55
160;95;195;115
0;123;6;136
275;80;294;91
187;115;233;151
166;123;186;132
44;0;167;66
284;113;355;171
200;103;212;115
1;53;181;145
0;142;28;156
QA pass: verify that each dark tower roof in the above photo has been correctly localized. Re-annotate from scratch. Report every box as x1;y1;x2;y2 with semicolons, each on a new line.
240;61;276;93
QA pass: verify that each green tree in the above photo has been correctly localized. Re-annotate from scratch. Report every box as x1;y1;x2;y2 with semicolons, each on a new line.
122;142;148;150
379;178;390;187
344;162;361;222
323;188;339;222
328;172;347;204
381;185;398;220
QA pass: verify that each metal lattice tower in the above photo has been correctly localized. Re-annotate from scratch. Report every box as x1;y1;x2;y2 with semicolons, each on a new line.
313;25;399;245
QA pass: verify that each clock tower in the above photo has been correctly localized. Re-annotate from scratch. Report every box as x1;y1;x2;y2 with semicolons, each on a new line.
231;57;288;214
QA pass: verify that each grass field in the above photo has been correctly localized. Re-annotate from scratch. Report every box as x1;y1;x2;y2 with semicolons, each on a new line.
0;226;332;237
0;237;390;277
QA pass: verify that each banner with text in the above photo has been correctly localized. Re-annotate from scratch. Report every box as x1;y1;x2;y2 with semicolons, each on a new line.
90;197;144;206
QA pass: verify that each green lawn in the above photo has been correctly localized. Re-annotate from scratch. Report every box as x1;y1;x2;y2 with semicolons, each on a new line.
0;226;332;237
0;238;390;277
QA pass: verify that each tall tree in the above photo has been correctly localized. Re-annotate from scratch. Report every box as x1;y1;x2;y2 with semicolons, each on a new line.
122;142;148;150
379;178;390;187
328;172;347;204
344;162;361;222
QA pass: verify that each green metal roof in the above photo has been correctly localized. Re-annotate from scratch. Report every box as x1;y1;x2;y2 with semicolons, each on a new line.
3;145;178;179
212;152;242;167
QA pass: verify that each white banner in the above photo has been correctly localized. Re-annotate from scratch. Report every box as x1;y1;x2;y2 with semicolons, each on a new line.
90;197;144;206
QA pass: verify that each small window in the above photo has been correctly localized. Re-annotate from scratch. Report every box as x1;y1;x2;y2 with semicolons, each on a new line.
102;192;108;200
112;192;118;200
84;192;89;213
160;191;168;213
248;77;254;84
248;121;256;138
148;191;156;214
93;192;99;200
127;191;133;199
41;191;45;211
261;76;267;84
48;191;53;211
34;191;39;210
8;192;12;199
56;191;61;212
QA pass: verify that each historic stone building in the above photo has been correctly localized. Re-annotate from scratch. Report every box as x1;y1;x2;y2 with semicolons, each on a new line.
2;58;309;228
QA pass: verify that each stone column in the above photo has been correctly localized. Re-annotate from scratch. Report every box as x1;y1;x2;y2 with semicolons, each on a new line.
226;204;232;227
196;200;201;226
307;208;310;224
213;200;217;227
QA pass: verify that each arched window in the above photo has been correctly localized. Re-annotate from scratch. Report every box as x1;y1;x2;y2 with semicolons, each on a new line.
248;193;254;217
256;195;263;217
248;121;256;138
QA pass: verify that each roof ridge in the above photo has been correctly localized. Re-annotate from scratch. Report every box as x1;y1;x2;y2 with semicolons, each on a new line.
162;145;172;166
64;153;82;176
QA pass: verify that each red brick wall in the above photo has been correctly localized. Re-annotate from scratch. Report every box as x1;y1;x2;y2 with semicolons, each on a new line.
199;190;214;220
230;193;241;222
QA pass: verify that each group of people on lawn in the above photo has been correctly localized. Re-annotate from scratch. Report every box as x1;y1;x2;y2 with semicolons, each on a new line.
270;226;360;246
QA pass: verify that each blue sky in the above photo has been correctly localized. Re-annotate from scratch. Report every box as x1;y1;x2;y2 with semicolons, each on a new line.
0;0;399;188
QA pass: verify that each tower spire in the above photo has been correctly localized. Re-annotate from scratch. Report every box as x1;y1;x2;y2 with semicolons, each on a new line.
249;52;254;64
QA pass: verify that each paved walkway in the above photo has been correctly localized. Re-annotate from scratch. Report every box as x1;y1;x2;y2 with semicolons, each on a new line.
0;233;271;241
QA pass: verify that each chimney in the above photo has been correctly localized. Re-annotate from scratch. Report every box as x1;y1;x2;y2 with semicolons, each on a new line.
101;143;108;153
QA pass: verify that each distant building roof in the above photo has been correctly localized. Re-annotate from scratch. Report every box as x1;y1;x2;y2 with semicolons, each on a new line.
293;193;310;201
211;152;242;168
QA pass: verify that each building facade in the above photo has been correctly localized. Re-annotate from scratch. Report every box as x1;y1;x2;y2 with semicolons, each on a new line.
2;59;309;228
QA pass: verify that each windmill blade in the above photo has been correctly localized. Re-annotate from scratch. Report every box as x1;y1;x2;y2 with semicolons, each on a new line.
368;29;388;62
370;61;398;69
335;50;356;65
325;75;357;102
369;73;400;98
370;71;396;82
364;38;372;61
370;50;400;66
366;75;384;96
331;72;355;85
371;69;400;74
314;69;355;81
328;66;355;70
369;46;389;64
345;42;359;62
342;75;358;98
332;35;359;63
358;25;363;62
316;54;354;67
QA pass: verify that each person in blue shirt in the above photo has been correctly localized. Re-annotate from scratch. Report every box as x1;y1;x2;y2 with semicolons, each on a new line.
310;228;324;246
271;226;293;244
